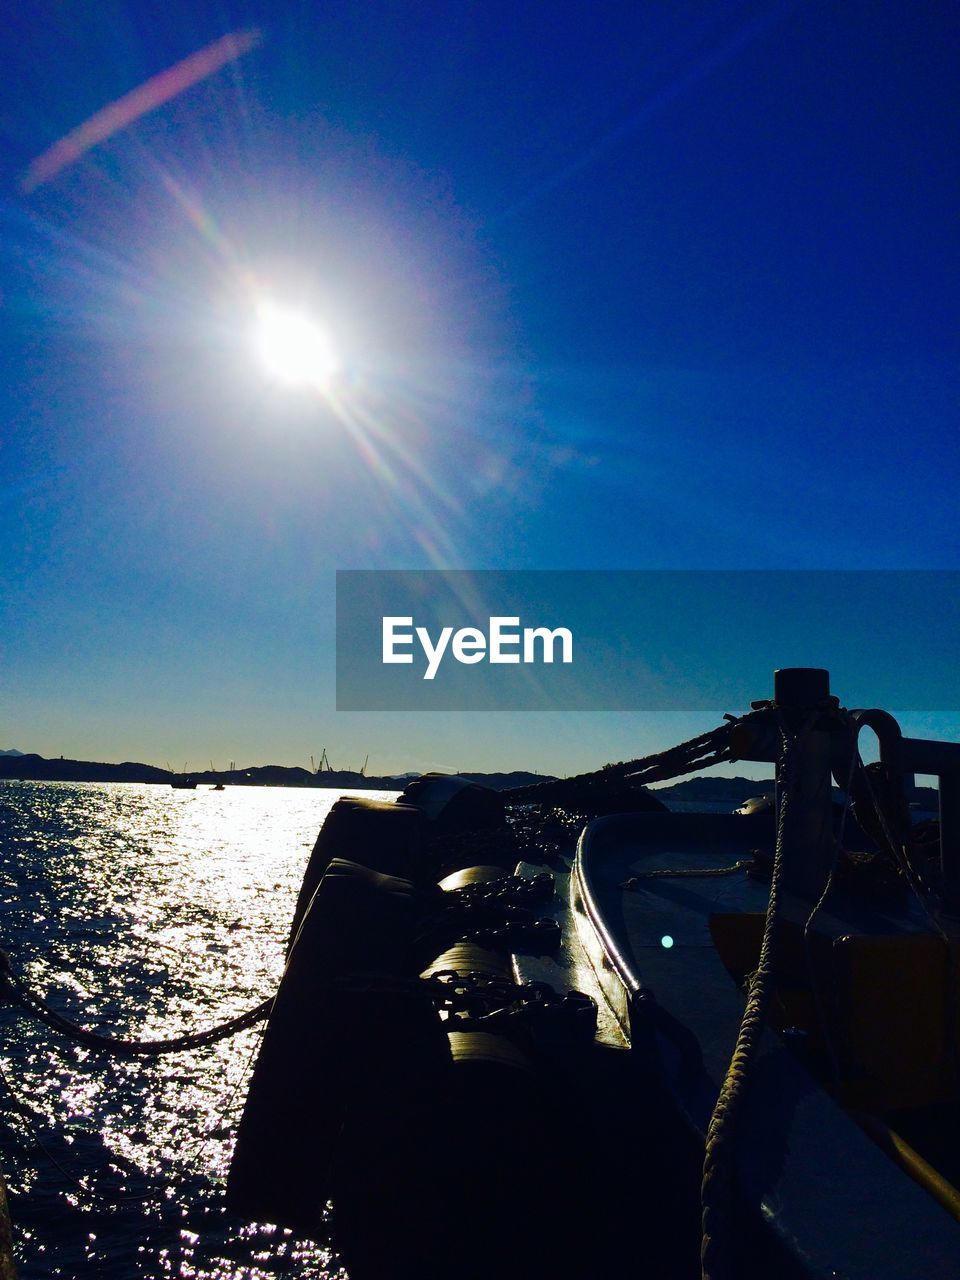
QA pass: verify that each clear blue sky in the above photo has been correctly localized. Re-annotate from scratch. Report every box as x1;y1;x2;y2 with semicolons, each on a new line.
1;2;957;774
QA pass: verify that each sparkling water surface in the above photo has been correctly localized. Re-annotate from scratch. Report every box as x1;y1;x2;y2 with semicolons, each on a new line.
0;781;397;1279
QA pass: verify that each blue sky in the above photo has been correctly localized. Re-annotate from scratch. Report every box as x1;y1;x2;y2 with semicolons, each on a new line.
1;2;957;774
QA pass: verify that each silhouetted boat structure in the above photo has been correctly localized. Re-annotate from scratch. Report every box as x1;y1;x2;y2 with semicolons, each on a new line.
226;668;960;1279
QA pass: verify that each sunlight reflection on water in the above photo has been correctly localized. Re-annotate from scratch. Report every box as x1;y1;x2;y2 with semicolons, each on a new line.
0;780;396;1278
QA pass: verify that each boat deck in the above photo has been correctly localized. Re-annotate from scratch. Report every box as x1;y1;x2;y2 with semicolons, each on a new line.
520;810;960;1280
512;857;628;1049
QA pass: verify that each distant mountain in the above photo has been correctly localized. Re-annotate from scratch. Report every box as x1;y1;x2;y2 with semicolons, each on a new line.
655;774;938;809
0;754;938;809
0;753;172;784
657;776;774;804
0;751;554;792
457;771;555;789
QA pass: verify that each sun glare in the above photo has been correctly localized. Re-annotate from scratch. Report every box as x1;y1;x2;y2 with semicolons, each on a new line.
255;300;339;390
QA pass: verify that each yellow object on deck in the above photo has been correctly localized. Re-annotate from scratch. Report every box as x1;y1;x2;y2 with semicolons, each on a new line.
855;1113;960;1225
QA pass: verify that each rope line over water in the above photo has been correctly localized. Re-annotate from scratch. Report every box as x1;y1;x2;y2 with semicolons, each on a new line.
0;955;272;1058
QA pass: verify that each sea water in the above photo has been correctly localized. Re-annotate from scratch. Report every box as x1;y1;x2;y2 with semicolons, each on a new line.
0;780;397;1279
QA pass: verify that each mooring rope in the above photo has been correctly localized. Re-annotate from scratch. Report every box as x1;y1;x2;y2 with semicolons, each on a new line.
621;861;754;889
698;713;806;1280
0;953;272;1058
501;721;737;807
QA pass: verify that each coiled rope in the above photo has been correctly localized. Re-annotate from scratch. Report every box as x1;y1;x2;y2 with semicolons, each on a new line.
621;860;753;889
699;714;804;1280
0;953;272;1058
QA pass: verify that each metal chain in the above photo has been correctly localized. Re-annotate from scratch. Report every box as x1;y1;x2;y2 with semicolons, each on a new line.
446;871;555;908
424;969;598;1041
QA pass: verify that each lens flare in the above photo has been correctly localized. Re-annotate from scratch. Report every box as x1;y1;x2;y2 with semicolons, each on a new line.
21;29;263;194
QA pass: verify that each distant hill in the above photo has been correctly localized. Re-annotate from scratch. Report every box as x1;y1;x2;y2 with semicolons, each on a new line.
458;771;557;790
0;753;172;784
0;754;938;809
655;774;938;809
657;776;774;805
0;752;553;792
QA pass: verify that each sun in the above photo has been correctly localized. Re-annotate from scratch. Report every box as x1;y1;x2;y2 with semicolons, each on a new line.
255;300;339;390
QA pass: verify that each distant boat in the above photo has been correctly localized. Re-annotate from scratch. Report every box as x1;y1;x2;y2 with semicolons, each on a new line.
213;783;225;791
170;777;197;790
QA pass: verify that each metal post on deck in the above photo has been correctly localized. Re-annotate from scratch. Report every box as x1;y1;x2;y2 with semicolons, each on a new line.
897;734;960;917
773;667;838;903
733;671;960;914
937;783;960;915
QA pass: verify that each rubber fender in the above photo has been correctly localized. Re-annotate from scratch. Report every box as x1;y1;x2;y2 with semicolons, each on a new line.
288;797;426;951
400;772;505;834
227;857;443;1233
446;1028;535;1072
322;856;418;897
289;857;421;964
420;942;512;981
437;863;508;891
332;1028;592;1280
